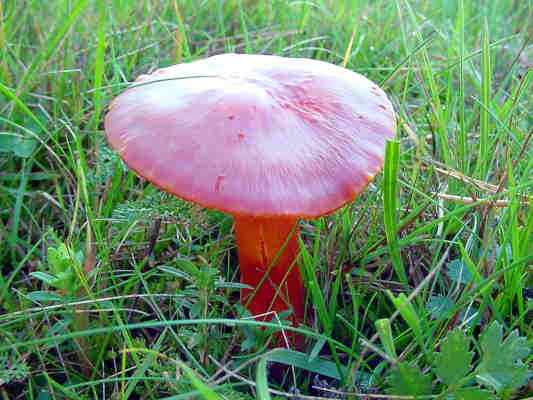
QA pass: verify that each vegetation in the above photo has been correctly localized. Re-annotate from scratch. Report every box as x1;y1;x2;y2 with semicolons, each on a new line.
0;0;531;398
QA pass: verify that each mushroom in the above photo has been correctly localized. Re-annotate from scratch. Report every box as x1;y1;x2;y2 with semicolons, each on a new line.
104;54;395;332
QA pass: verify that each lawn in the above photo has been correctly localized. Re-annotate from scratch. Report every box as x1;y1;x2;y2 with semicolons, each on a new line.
0;0;531;398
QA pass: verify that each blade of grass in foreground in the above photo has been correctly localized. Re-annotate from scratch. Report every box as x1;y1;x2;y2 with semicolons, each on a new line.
0;0;10;84
172;0;190;62
121;347;222;400
237;0;252;53
400;0;450;165
92;0;107;130
383;140;407;284
476;19;492;179
299;237;332;332
7;159;31;263
180;362;223;400
256;356;272;400
456;0;468;173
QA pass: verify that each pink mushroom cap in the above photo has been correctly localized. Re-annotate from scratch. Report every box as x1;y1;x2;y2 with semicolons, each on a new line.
105;54;396;218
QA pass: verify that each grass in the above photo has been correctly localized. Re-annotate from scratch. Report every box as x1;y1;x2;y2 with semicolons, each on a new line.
0;0;531;398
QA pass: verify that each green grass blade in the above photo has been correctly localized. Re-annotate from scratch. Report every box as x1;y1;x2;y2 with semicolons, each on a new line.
457;0;468;173
92;0;107;129
299;239;332;332
375;318;397;360
266;348;346;380
383;140;407;284
237;0;252;53
172;0;191;61
256;356;272;400
7;159;31;262
179;362;222;400
476;19;492;178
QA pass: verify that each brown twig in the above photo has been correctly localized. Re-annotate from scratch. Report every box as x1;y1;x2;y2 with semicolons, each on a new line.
433;193;529;207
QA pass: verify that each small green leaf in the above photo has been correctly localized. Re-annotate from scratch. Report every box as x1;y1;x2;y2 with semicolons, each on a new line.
0;133;37;157
256;356;272;400
426;295;454;319
30;271;58;286
0;353;29;385
36;390;52;400
53;271;76;291
26;291;63;303
453;387;495;400
375;318;397;359
475;321;530;393
240;327;257;352
158;265;193;281
266;349;346;380
40;241;84;295
189;301;202;319
176;258;201;279
387;362;432;397
446;259;472;284
48;244;72;274
434;329;472;385
387;291;423;347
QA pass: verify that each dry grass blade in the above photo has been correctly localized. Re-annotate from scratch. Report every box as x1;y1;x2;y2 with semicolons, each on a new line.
434;193;530;207
424;159;500;193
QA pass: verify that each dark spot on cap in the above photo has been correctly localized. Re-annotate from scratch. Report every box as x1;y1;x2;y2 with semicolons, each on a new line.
228;115;235;120
371;86;382;96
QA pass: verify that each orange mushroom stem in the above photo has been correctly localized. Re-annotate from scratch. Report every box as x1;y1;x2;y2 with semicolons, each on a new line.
234;217;305;326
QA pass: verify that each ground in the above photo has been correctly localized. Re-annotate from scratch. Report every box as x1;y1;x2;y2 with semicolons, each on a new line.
0;0;531;399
